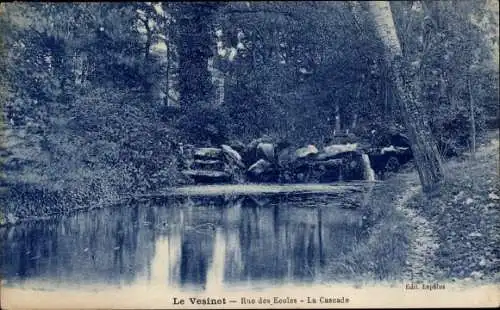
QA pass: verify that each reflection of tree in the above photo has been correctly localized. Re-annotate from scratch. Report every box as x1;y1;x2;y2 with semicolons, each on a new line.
0;195;369;289
0;204;160;285
219;197;363;282
179;231;214;286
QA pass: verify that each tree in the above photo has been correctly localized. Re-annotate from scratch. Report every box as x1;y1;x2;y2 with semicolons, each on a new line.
387;1;498;158
174;3;218;110
214;2;385;144
364;1;445;193
0;3;8;197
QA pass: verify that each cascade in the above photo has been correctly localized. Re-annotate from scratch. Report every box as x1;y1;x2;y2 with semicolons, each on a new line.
361;153;376;181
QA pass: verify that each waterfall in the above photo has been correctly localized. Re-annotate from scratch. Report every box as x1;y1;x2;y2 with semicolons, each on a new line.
361;153;376;181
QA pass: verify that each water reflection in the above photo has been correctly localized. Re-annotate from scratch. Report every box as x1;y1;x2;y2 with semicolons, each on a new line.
0;193;368;290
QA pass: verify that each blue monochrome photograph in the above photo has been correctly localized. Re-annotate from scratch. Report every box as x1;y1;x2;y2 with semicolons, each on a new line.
0;1;498;309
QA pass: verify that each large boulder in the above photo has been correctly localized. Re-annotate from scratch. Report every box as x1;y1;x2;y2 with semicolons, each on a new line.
276;139;292;154
227;140;247;155
339;151;365;181
317;143;358;160
390;133;411;148
191;159;225;171
276;144;366;183
221;144;246;183
381;145;411;156
280;147;319;183
221;144;245;168
248;159;272;176
314;159;344;183
367;131;413;178
247;135;275;150
194;147;223;160
185;146;245;184
288;149;365;183
242;137;267;166
276;147;297;182
256;142;275;162
247;159;278;182
314;158;344;168
295;144;318;159
369;144;413;178
277;146;297;167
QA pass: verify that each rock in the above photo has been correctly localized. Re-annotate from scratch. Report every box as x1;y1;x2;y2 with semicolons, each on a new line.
317;143;358;160
242;137;274;166
314;159;344;168
313;159;344;182
182;170;232;184
191;159;225;171
256;142;275;162
194;147;223;160
342;153;365;181
276;139;292;154
221;144;244;168
390;133;411;148
479;258;487;267
488;193;499;200
248;159;272;176
277;147;297;165
295;144;318;158
381;145;410;155
468;232;483;238
470;271;483;279
247;159;278;182
228;141;246;154
247;136;274;150
220;145;246;183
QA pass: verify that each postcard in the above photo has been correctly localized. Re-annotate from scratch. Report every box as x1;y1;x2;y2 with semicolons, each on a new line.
0;1;499;309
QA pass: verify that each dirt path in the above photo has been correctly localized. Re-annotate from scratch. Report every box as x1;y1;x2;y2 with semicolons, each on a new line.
393;173;440;281
394;131;499;282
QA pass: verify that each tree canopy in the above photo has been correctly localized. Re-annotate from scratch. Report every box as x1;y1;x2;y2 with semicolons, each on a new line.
0;1;498;212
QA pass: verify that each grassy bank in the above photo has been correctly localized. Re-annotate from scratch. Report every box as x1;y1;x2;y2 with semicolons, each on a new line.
406;131;499;282
322;176;413;282
322;130;499;283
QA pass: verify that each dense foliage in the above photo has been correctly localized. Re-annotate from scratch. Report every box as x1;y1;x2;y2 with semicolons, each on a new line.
0;1;498;219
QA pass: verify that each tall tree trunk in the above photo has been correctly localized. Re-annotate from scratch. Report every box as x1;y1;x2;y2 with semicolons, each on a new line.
176;3;217;110
166;25;180;107
468;78;476;160
366;1;445;193
351;74;365;130
208;56;225;107
334;100;341;135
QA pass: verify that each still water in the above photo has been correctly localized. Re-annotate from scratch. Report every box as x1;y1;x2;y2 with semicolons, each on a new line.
1;183;385;292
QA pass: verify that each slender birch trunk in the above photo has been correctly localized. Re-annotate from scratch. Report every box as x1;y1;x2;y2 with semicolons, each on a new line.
366;1;445;193
334;101;341;135
468;78;476;160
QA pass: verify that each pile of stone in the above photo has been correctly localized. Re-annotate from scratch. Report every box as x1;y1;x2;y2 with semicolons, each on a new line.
182;145;246;184
243;140;367;183
182;136;373;184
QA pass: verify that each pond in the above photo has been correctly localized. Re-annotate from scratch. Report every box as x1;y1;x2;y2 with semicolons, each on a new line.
0;182;402;292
